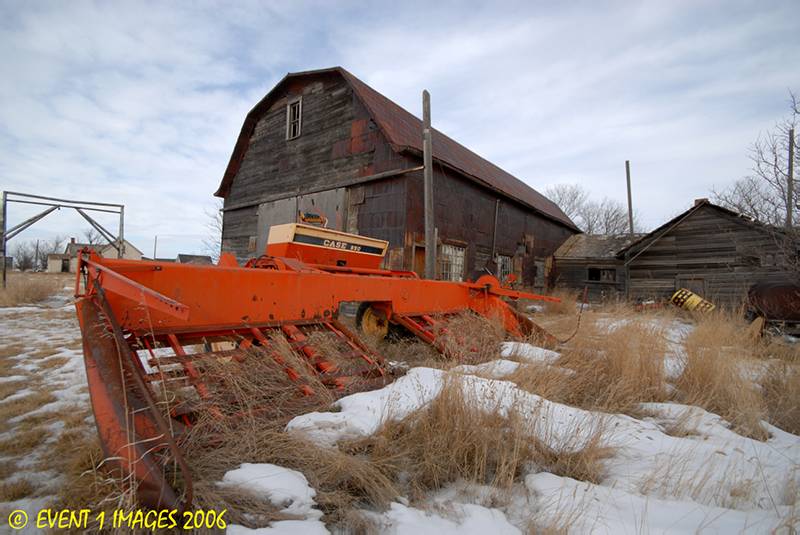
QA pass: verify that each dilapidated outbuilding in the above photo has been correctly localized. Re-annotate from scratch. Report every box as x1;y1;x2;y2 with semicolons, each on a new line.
215;67;578;286
548;233;639;301
46;237;143;273
619;199;798;306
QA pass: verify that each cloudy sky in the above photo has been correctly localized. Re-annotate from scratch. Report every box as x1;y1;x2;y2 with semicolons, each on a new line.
1;0;798;257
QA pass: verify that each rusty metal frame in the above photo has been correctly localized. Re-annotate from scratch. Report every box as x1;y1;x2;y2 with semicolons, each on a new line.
1;190;125;288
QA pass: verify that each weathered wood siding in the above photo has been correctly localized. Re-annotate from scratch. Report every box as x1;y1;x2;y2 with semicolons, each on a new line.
550;258;627;301
222;73;403;261
220;72;576;274
405;164;574;286
626;205;795;305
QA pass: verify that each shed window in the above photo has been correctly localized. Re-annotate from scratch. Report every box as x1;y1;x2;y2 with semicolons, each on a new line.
497;254;513;282
286;99;302;140
588;267;616;282
439;244;466;282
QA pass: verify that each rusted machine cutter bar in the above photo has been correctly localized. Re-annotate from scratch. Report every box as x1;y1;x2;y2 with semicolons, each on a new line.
74;223;560;510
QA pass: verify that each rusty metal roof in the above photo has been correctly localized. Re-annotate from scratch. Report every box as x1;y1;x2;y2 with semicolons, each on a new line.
216;67;577;230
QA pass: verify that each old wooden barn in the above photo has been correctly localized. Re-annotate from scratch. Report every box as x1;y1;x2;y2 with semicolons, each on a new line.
215;67;578;286
619;199;798;305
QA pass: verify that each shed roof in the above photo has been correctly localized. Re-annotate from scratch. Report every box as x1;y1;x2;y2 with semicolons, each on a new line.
215;67;577;231
554;233;639;259
64;239;143;257
64;242;93;256
614;200;771;259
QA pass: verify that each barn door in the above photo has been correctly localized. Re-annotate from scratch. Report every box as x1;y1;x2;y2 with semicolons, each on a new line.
297;188;346;230
256;198;298;254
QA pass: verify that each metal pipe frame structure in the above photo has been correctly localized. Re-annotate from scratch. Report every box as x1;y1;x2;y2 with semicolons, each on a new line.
1;191;125;288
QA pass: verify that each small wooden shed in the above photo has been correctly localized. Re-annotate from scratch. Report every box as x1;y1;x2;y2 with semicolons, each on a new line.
549;234;638;301
617;199;798;306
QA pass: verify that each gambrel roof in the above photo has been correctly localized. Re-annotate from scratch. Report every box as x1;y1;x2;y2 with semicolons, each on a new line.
215;67;578;231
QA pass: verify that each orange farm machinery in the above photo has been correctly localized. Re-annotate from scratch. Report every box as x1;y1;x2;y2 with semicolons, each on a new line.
74;223;559;509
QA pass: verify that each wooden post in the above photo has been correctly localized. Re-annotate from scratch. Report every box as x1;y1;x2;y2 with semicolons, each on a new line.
1;191;6;288
625;160;634;237
788;127;795;229
423;90;436;279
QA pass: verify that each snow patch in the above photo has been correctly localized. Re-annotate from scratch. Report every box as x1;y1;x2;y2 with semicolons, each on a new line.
221;463;322;520
227;520;329;535
500;342;560;364
371;502;521;534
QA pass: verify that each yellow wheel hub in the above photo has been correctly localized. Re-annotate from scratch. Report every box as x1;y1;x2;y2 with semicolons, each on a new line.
361;306;389;339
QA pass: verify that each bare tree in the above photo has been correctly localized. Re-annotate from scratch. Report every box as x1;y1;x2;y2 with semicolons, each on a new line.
545;184;589;222
202;199;223;263
547;183;640;234
34;235;67;270
12;241;35;271
83;228;103;245
579;198;635;235
713;91;799;226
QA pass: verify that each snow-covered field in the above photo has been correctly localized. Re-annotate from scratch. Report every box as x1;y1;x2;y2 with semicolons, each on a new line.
1;282;798;534
0;279;93;533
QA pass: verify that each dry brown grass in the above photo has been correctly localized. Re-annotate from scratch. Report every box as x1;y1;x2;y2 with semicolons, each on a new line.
659;410;702;438
0;390;57;420
0;343;25;359
437;313;506;365
51;437;137;528
29;347;59;359
0;427;48;455
0;478;36;501
0;273;62;307
374;335;442;370
542;288;580;315
184;420;398;528
37;356;70;369
638;451;768;511
761;361;800;435
181;340;338;421
675;313;769;440
0;460;16;480
180;370;611;529
0;380;26;400
171;343;396;526
344;376;611;502
507;319;668;416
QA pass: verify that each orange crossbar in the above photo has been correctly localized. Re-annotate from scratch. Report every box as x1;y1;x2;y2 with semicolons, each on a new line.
77;252;555;339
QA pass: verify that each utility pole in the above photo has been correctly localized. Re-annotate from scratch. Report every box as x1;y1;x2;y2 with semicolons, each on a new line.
34;239;39;271
788;127;795;229
625;160;634;237
422;90;436;279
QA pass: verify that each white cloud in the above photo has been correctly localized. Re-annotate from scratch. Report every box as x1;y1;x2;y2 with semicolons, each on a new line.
0;0;797;255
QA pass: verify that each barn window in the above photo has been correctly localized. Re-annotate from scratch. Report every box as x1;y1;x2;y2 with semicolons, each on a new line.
588;267;616;282
439;244;466;282
497;254;513;281
286;98;302;140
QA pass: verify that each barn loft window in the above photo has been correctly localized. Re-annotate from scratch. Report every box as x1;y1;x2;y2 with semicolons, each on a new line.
286;98;302;140
439;244;466;282
588;267;616;282
497;254;513;281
